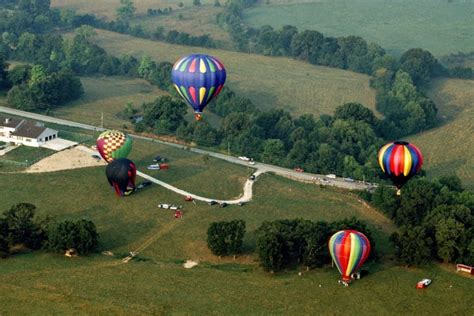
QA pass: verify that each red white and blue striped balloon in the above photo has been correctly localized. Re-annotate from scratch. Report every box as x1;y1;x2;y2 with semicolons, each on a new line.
171;54;226;119
329;230;371;282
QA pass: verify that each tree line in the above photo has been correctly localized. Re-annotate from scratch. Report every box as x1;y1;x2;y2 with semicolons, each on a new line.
0;203;99;258
206;217;375;273
363;176;474;266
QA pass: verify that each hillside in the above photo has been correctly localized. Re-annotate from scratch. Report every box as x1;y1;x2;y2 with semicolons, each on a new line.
89;29;376;118
409;78;474;190
243;0;474;57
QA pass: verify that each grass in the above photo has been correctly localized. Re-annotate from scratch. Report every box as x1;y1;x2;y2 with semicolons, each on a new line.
243;0;474;57
409;78;474;190
0;167;473;314
89;29;376;118
52;76;166;131
51;0;219;20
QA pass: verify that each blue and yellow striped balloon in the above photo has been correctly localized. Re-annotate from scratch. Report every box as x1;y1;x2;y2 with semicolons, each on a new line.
171;54;226;120
378;141;423;191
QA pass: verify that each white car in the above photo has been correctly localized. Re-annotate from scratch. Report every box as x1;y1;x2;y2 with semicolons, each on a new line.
158;204;170;209
147;164;161;170
238;156;250;161
248;160;256;165
416;279;432;289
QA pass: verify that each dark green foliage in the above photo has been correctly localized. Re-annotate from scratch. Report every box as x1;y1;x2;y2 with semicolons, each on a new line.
0;219;9;257
399;48;444;86
7;64;32;85
0;55;10;90
256;218;374;272
46;219;99;255
2;203;51;250
207;220;246;256
390;225;432;266
334;103;377;127
142;96;187;134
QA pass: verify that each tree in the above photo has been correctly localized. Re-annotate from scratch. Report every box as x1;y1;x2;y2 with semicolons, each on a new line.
46;219;99;255
0;219;9;257
142;96;187;133
399;48;442;86
2;203;48;250
137;55;156;80
116;0;136;21
435;218;465;262
301;221;331;269
390;225;432;266
262;139;285;164
207;220;246;256
334;103;377;127
0;56;10;90
193;0;201;6
214;0;221;6
29;64;47;86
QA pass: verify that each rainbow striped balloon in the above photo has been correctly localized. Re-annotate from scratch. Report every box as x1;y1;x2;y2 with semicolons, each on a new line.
329;230;371;282
171;54;226;120
378;141;423;190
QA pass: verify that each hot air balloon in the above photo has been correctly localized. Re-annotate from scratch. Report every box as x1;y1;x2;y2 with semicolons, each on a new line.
378;141;423;195
96;130;132;163
329;230;371;285
105;158;136;197
171;54;226;120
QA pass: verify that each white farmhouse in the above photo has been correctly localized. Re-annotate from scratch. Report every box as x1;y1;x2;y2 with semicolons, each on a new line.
0;116;58;147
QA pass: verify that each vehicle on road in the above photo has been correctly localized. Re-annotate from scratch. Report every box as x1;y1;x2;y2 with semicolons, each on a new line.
343;177;354;182
238;156;250;161
208;200;217;206
249;175;256;180
147;164;161;170
326;174;337;179
416;279;432;289
294;167;304;173
248;160;256;165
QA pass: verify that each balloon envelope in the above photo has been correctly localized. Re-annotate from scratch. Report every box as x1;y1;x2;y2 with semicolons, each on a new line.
328;230;371;282
97;130;132;163
105;158;136;197
171;54;226;118
378;141;423;190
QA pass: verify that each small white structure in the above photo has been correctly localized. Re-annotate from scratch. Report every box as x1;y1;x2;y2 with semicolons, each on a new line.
0;116;58;147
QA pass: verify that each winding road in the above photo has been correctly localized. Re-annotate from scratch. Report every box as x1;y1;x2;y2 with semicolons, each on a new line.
1;106;378;204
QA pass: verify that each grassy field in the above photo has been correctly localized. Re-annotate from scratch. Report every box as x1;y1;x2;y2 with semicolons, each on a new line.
51;0;218;19
409;78;474;190
0;165;473;314
243;0;474;57
90;29;376;118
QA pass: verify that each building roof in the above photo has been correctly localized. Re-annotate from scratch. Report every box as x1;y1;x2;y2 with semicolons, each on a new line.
0;116;23;128
11;120;50;138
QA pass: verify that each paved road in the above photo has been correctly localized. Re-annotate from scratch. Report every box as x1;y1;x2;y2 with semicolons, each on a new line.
0;106;377;192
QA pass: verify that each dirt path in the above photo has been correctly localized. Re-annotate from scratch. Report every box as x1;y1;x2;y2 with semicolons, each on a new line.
25;145;105;173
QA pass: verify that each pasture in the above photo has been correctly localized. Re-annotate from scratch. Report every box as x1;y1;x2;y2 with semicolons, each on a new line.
1;162;473;313
243;0;474;57
89;29;376;118
409;78;474;190
51;0;218;20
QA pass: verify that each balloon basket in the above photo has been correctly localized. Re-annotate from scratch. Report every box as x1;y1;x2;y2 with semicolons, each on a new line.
194;113;203;121
396;189;401;196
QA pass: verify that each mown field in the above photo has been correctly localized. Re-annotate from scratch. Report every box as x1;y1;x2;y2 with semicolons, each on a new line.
51;0;218;19
409;78;474;190
89;29;376;118
243;0;474;57
1;162;473;314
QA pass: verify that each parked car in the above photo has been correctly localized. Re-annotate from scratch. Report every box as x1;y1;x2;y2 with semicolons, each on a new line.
170;205;182;210
158;204;171;209
208;200;217;206
184;196;194;202
343;177;355;182
238;156;250;161
153;155;165;162
248;160;256;165
416;279;432;289
147;164;161;170
249;175;256;180
136;181;152;189
238;201;245;207
326;174;337;179
91;154;101;161
294;167;304;173
219;202;228;208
